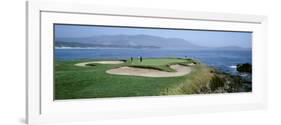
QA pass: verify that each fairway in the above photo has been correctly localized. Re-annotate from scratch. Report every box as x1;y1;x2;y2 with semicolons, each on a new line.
55;58;211;100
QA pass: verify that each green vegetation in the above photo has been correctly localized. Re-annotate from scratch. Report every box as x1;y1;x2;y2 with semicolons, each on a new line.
209;75;225;91
161;63;213;95
55;58;249;100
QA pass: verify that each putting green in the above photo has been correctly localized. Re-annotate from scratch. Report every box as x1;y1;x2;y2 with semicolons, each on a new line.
131;58;188;66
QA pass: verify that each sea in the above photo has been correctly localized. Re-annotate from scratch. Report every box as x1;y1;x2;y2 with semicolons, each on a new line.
55;48;252;75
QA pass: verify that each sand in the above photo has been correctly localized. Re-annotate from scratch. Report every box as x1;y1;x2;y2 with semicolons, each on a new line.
187;63;195;66
75;61;124;67
106;64;192;77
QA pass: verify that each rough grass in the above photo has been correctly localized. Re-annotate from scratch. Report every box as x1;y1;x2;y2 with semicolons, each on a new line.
161;64;214;95
55;58;209;100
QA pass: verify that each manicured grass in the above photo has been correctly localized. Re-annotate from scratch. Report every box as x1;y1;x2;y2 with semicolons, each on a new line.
55;58;211;100
129;58;193;72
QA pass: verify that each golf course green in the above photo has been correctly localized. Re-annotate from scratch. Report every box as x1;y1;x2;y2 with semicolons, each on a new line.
55;58;216;100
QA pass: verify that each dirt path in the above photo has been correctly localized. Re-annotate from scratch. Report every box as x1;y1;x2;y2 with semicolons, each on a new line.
106;64;192;77
75;61;124;67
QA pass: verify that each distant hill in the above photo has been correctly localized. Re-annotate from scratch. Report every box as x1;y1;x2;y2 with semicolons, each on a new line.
55;41;160;49
55;34;250;50
213;46;251;51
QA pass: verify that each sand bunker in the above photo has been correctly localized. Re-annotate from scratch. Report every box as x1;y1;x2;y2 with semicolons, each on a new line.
75;61;124;67
106;64;192;77
186;62;195;66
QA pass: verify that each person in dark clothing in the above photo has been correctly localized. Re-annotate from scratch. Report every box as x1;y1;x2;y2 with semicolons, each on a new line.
140;56;143;62
130;57;133;63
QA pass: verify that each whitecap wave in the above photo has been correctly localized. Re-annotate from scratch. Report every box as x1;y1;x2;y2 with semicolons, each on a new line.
229;65;237;69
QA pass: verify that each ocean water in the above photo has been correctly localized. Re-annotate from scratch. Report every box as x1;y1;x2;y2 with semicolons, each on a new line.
55;48;252;75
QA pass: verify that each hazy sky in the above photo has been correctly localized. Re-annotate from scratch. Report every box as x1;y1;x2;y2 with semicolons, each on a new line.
55;24;252;48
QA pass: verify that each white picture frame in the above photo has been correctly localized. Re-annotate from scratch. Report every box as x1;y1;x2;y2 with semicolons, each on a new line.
26;1;267;124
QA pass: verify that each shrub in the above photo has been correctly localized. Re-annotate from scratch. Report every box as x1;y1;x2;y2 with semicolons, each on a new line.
237;63;252;73
209;75;225;91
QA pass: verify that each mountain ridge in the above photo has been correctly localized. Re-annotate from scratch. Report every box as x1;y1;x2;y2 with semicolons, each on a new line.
55;34;250;50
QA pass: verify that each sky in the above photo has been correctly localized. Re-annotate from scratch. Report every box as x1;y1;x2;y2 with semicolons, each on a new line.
55;24;252;48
